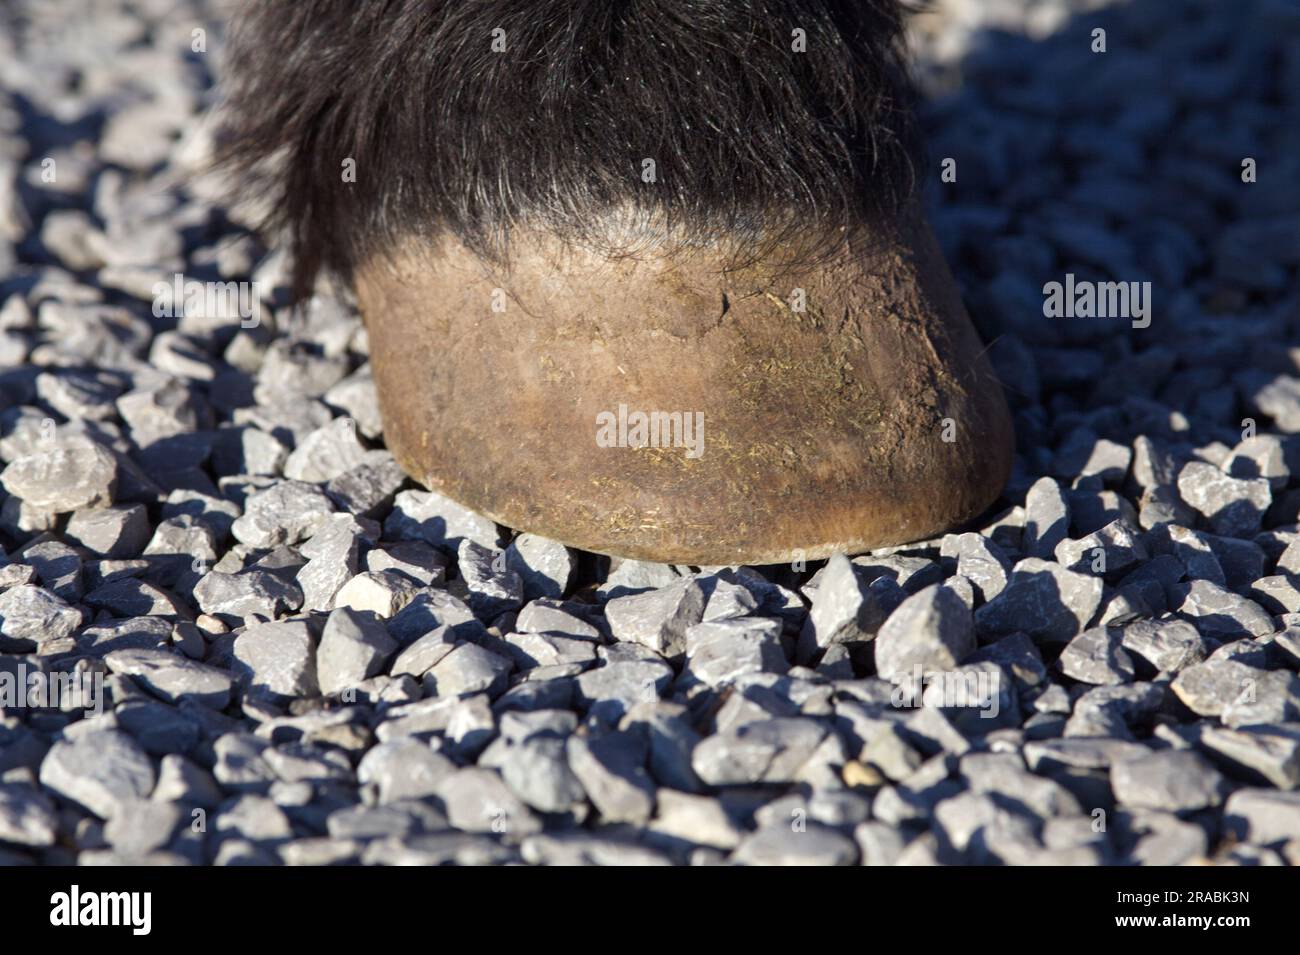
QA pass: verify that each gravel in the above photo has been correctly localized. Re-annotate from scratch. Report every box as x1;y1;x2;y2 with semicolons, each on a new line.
38;729;156;819
0;0;1297;868
231;620;319;703
1;440;118;512
872;583;976;681
1110;750;1227;812
315;607;398;696
103;647;234;708
604;575;706;657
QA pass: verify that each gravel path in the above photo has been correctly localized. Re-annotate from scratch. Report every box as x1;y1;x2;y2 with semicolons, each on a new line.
1;0;1299;866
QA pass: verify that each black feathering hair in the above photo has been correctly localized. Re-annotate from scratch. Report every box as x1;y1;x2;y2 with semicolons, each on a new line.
216;0;921;298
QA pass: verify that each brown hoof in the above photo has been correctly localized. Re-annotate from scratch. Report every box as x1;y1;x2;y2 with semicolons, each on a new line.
215;1;1013;563
357;206;1013;565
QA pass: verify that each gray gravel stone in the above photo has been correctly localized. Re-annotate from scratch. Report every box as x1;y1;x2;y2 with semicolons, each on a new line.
254;341;349;406
1173;579;1274;640
1199;725;1300;789
975;558;1104;644
1224;789;1300;845
860;724;923;782
0;584;83;645
646;789;743;850
1023;476;1071;559
1171;656;1267;718
357;739;457;803
21;540;82;602
0;784;58;847
1177;461;1271;538
504;533;575;601
231;480;334;549
947;532;1011;602
874;584;975;681
104;648;232;708
283;417;368;483
934;790;1036;859
435;767;541;837
797;554;894;662
316;606;397;696
691;717;827;785
1149;524;1225;587
84;578;189;619
1249;575;1300;614
424;642;513;699
211;426;289;477
488;735;586;814
1057;627;1135;685
118;380;211;449
364;541;446;586
36;372;122;424
1223;435;1289;489
731;822;858;866
1055;518;1148;576
64;505;151;558
0;439;117;511
1023;738;1150;773
216;793;293;843
212;733;278;793
701;575;761;621
300;511;373;578
389;628;458;678
604;575;706;657
623;702;704;793
1111;750;1226;812
598;559;680;600
232;620;318;703
682;616;786;687
1222;670;1300;728
333;569;422;618
515;599;601;640
521;832;671;866
75;616;172;657
383;488;501;553
852;555;945;593
1127;812;1209;866
152;754;223;808
39;730;156;819
324;449;407;518
454;540;524;619
193;568;303;625
575;650;674;724
103;799;184;856
502;630;598;670
387;591;484;645
0;563;38;589
326;801;446;841
1119;618;1206;673
566;729;656;824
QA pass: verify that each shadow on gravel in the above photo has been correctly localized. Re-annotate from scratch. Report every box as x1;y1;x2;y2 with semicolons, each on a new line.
918;0;1300;514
